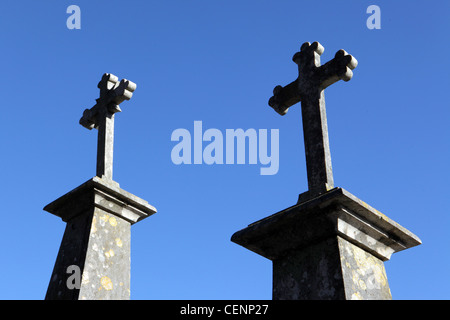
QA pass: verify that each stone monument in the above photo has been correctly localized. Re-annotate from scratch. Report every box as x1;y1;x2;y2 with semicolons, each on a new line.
44;73;157;300
231;42;421;300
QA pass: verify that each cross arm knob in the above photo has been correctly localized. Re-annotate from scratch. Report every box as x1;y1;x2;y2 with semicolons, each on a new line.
109;78;137;107
268;82;300;116
79;73;137;130
80;108;97;130
319;49;358;90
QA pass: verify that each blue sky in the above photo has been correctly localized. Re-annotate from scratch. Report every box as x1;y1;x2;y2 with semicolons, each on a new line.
0;1;449;300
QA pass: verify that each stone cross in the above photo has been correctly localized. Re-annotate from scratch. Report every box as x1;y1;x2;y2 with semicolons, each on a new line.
268;41;357;199
79;73;137;180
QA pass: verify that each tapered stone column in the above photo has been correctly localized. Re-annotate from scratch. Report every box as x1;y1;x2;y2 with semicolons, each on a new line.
44;177;156;300
232;188;421;300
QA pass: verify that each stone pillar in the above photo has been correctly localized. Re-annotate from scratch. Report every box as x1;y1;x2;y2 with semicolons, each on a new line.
44;176;156;300
231;188;421;300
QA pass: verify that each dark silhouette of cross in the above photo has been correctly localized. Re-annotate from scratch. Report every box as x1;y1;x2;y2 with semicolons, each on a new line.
79;73;136;181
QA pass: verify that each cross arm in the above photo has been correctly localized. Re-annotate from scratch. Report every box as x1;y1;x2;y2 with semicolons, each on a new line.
268;80;300;116
79;104;102;130
109;78;137;106
318;49;358;90
268;42;325;116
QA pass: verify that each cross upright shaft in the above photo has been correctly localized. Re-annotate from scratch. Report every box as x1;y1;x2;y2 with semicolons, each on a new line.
269;41;357;198
79;73;137;181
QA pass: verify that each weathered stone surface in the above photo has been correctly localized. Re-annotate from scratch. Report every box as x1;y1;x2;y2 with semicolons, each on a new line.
44;177;156;300
80;207;131;300
272;236;391;300
339;237;391;300
231;188;421;299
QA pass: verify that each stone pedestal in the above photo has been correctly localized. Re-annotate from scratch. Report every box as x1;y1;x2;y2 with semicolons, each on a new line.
231;188;421;300
44;176;156;300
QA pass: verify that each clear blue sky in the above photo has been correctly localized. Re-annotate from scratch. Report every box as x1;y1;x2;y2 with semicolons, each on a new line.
0;1;448;300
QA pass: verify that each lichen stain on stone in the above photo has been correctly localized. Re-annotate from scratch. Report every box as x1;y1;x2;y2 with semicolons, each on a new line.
352;245;368;269
81;272;90;285
372;264;387;287
91;216;97;233
351;292;363;300
351;269;368;292
100;276;113;291
358;279;367;290
115;238;123;247
360;200;389;221
99;214;109;226
105;249;115;258
109;216;117;227
349;244;388;293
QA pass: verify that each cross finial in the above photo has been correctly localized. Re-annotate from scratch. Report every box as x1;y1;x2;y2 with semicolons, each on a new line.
268;42;357;200
79;73;137;181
